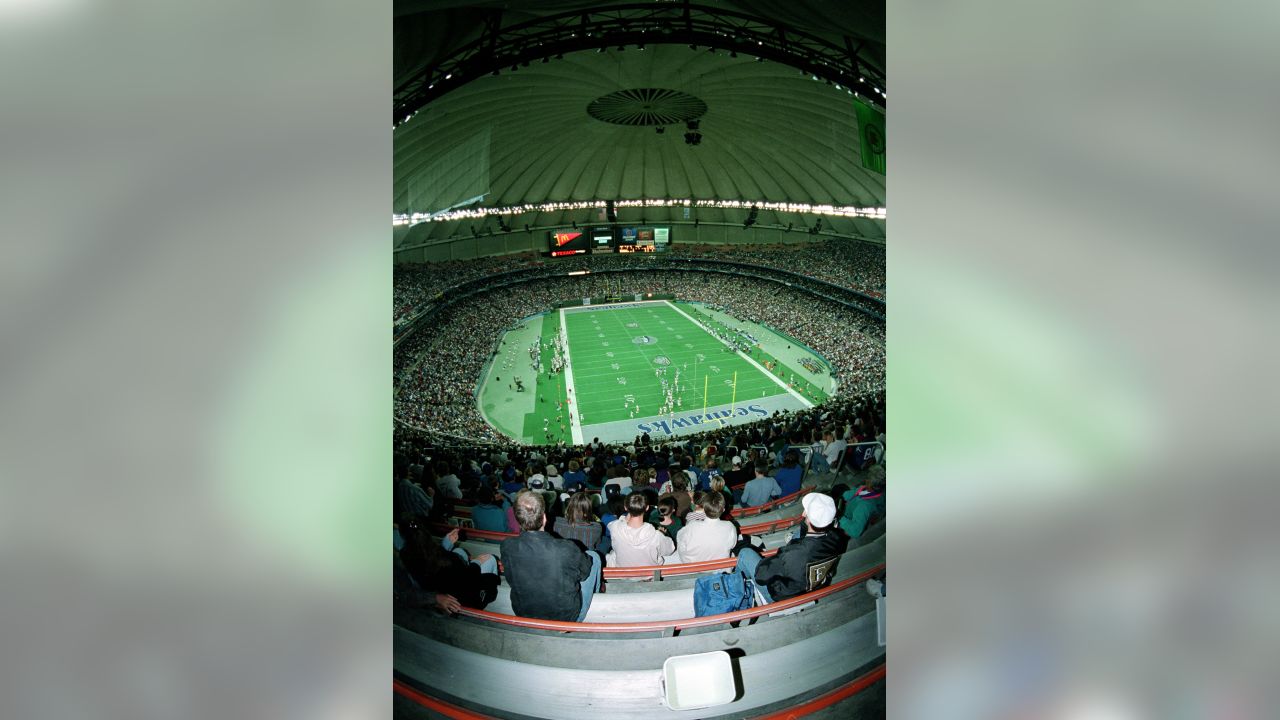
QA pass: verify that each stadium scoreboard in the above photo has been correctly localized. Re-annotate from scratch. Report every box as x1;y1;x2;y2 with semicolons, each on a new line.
546;225;670;257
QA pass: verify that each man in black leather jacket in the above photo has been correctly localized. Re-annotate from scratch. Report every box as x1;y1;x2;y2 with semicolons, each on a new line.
502;490;602;622
736;493;848;603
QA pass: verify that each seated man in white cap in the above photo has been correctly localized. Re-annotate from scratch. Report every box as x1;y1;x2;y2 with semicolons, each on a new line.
734;493;848;604
724;455;752;487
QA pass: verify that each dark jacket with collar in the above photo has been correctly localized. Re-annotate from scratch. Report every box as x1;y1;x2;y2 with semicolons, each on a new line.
754;529;849;602
501;530;593;621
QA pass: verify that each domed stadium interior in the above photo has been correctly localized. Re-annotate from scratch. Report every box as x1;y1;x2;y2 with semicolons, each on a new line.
393;2;886;717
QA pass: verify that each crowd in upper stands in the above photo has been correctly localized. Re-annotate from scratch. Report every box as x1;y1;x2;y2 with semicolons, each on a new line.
393;239;885;325
666;240;885;297
394;269;884;441
394;255;543;324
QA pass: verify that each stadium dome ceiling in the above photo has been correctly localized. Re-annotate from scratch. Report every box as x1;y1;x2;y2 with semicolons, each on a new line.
393;1;885;245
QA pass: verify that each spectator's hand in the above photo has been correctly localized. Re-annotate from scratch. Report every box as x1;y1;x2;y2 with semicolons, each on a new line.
446;528;461;544
435;594;462;614
426;486;436;497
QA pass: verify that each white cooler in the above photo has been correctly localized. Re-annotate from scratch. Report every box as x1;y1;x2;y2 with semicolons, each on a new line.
661;650;737;711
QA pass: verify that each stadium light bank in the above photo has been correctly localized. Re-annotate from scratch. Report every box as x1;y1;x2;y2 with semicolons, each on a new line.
393;199;886;227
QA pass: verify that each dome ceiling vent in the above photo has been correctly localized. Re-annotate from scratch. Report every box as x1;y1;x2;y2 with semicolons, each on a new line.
586;88;707;127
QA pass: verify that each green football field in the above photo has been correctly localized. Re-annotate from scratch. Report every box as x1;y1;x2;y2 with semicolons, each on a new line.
539;300;817;444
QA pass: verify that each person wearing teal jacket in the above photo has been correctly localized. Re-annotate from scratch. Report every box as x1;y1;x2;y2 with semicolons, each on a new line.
839;470;885;539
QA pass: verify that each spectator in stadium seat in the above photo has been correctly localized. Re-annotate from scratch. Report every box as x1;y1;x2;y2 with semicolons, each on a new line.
630;471;652;497
741;461;782;508
824;431;848;472
676;490;738;563
554;491;604;554
398;518;499;610
600;495;625;534
545;464;563;491
724;456;752;488
839;465;886;540
501;468;525;498
659;474;694;518
695;458;720;491
394;535;463;614
607;493;675;567
602;467;630;497
502;490;601;622
649;496;683;540
708;475;735;516
395;469;434;522
653;465;670;489
774;450;804;497
471;487;513;534
736;493;848;604
809;432;832;474
436;461;462;500
562;460;587;492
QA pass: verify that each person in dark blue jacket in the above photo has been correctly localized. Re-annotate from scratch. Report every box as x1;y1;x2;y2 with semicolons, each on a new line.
470;487;512;533
774;450;804;497
501;490;602;622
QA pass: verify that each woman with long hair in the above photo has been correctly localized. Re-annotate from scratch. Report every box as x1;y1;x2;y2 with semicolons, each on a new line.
553;491;605;555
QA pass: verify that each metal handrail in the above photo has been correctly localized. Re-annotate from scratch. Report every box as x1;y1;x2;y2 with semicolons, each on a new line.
454;563;885;634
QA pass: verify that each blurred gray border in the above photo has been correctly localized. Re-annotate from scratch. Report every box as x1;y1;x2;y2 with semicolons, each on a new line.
2;1;1277;718
0;2;390;719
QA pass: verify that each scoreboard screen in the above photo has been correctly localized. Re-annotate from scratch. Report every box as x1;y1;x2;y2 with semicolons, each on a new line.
548;229;589;257
546;225;672;257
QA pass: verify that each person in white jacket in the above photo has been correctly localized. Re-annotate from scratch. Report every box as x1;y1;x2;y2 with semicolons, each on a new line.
606;493;675;567
675;491;738;563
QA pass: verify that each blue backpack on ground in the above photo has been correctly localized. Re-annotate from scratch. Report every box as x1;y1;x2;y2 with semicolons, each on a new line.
694;570;755;617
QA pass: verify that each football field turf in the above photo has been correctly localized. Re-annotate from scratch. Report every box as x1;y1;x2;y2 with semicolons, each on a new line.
557;300;814;444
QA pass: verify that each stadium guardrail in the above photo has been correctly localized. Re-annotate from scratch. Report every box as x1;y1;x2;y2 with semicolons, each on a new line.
450;563;885;635
393;661;885;720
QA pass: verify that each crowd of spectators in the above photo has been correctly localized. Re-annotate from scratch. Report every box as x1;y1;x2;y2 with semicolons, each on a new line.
394;268;885;441
666;240;886;297
394;389;884;522
393;389;886;611
394;255;543;325
393;239;885;325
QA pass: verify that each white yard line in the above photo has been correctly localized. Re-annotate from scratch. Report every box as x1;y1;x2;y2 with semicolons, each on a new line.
663;300;814;409
558;308;585;445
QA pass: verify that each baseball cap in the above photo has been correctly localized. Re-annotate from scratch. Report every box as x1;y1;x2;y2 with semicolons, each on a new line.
801;493;837;528
528;474;546;489
731;456;742;467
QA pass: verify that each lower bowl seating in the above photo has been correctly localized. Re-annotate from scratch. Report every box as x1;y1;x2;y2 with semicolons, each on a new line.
394;534;885;718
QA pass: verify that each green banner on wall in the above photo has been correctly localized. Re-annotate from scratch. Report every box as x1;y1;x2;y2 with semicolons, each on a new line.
854;99;886;175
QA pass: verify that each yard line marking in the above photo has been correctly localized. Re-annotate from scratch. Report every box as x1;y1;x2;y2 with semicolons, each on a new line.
559;308;584;445
662;301;813;409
